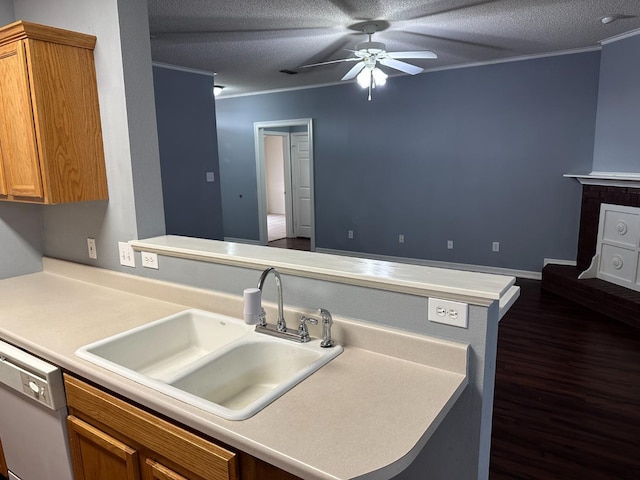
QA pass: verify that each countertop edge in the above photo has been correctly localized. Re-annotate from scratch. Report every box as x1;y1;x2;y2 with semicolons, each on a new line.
130;236;516;306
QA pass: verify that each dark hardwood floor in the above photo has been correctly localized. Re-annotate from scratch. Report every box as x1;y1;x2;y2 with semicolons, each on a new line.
490;279;640;480
268;237;310;251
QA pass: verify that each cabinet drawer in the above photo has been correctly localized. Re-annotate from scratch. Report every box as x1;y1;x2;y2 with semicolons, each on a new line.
64;374;237;480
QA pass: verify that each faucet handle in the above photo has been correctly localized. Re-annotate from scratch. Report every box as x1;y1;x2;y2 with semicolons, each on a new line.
298;315;318;343
318;309;334;348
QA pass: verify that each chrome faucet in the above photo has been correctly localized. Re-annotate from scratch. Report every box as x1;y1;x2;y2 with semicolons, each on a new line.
253;267;337;346
257;267;286;332
255;267;306;342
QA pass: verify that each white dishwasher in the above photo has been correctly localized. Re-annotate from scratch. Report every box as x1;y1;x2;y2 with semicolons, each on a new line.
0;339;73;480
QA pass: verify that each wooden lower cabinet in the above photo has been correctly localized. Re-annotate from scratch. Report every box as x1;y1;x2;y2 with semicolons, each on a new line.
68;416;141;479
146;458;189;480
64;374;301;480
0;437;7;479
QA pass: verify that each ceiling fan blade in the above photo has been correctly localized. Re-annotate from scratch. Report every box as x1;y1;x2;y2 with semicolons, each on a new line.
341;61;366;81
299;57;358;68
379;58;423;75
388;50;437;59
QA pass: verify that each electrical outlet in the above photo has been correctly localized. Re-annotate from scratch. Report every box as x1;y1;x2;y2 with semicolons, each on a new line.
399;234;405;243
87;238;97;259
348;230;354;239
206;171;215;182
492;241;500;252
118;242;135;267
447;240;454;250
428;298;469;328
141;251;159;269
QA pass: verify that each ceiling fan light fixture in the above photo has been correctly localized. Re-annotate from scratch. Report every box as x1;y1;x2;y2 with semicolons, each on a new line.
356;68;371;89
356;67;387;89
372;67;387;86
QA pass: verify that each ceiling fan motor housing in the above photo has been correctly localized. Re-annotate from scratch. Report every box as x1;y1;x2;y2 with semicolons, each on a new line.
355;41;386;56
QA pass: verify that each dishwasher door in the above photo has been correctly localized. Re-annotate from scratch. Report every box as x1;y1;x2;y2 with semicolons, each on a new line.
0;340;73;480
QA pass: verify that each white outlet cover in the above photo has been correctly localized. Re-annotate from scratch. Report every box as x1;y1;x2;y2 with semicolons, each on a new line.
141;251;159;269
428;298;468;328
87;238;97;259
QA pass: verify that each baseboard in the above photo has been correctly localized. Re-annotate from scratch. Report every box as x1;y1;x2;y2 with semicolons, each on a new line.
315;248;541;280
223;237;264;246
543;258;577;267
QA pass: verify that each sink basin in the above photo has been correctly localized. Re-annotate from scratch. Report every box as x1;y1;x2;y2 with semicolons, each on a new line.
76;309;342;420
170;339;330;412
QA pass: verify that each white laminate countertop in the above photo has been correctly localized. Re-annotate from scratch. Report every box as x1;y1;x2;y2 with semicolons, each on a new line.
0;258;469;480
130;235;516;306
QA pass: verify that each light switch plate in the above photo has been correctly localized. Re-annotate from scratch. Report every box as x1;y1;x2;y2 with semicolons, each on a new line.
118;242;135;267
428;298;469;328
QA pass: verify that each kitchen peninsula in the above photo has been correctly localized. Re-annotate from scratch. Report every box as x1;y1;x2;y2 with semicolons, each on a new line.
0;245;518;479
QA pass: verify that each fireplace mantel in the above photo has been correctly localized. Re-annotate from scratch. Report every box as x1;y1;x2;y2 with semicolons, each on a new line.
565;172;640;189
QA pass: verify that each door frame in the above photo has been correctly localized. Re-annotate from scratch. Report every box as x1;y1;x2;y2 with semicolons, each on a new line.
254;118;315;250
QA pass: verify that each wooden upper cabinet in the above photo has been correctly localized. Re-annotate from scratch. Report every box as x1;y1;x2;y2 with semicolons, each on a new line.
0;40;43;198
0;20;108;204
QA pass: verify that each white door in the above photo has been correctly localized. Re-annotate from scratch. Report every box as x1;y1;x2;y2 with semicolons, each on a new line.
291;132;311;238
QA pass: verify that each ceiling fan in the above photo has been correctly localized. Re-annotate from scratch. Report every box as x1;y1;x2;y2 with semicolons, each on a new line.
300;23;437;100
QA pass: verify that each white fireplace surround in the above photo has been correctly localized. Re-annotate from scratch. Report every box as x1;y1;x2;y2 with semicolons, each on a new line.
580;203;640;293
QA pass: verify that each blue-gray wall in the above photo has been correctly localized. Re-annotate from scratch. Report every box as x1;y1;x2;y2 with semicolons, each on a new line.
0;1;43;280
216;52;601;272
153;66;224;240
593;34;640;172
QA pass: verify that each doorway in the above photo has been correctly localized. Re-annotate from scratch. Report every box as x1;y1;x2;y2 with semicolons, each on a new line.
264;132;289;242
254;119;315;250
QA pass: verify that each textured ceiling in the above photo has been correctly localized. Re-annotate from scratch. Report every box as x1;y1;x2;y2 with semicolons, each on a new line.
148;0;640;97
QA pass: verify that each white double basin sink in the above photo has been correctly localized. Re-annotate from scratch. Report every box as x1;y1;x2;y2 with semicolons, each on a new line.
76;309;343;420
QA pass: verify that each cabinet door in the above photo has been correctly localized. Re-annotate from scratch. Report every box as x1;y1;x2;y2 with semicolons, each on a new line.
0;40;44;199
0;152;6;197
0;437;7;478
67;415;141;480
